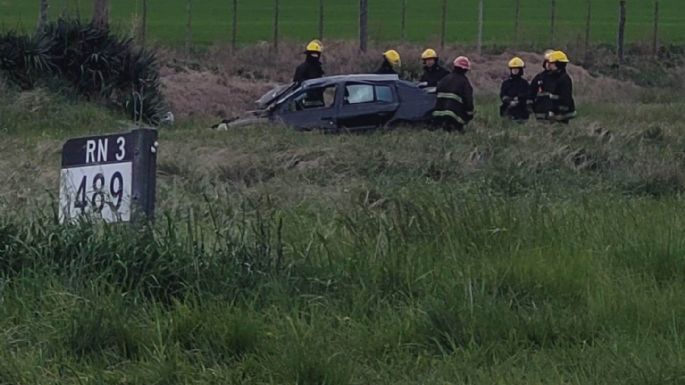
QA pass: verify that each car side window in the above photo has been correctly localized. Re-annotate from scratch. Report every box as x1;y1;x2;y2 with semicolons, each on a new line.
375;86;394;103
288;85;336;112
345;85;375;104
344;84;395;105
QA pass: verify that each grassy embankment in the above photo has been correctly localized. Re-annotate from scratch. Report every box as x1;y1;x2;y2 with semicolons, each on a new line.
2;74;685;383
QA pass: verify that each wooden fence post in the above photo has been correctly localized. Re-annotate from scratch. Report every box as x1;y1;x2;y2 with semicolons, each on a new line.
185;0;192;55
401;0;407;41
514;0;521;47
359;0;368;52
618;0;626;64
273;0;280;51
37;0;49;33
550;0;556;46
231;0;238;52
652;0;659;58
584;0;592;63
440;0;447;50
139;0;148;46
318;0;324;39
477;0;484;54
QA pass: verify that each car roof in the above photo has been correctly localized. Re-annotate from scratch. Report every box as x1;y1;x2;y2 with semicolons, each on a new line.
301;74;400;88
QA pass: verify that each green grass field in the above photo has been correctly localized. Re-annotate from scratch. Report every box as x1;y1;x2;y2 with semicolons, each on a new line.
2;0;685;45
2;74;685;383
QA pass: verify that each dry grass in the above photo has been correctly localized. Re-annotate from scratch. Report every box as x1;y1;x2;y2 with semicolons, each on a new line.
158;41;644;120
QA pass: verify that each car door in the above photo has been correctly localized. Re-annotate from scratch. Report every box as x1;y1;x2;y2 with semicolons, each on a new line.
336;82;399;132
275;84;338;131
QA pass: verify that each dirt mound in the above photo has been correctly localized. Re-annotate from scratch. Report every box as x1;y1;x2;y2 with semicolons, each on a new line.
464;51;639;102
159;42;640;120
160;68;274;120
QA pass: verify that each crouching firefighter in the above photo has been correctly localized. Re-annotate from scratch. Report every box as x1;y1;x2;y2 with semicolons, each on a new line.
529;50;554;120
499;57;530;122
431;56;475;132
544;51;576;123
419;48;449;88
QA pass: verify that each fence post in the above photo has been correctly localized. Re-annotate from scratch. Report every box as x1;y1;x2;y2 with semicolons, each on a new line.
185;0;192;55
514;0;520;48
440;0;447;50
359;0;368;52
318;0;324;39
652;0;659;58
477;0;484;54
273;0;279;51
231;0;238;52
37;0;49;33
584;0;592;63
401;0;407;41
550;0;556;46
617;0;626;64
139;0;147;46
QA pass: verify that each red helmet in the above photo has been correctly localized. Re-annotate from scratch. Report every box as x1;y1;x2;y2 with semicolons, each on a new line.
453;56;471;70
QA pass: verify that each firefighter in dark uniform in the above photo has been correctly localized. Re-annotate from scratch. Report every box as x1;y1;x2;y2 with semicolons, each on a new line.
499;57;530;122
293;40;325;108
528;50;554;120
431;56;475;132
293;40;324;84
545;51;576;123
376;50;401;75
419;48;449;88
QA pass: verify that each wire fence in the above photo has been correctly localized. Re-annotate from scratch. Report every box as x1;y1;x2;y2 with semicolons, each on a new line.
6;0;683;59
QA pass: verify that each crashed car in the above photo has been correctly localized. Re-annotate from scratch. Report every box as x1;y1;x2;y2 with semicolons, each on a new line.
225;74;436;132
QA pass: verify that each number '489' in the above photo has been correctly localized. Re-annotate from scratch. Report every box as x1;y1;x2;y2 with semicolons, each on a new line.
74;172;124;212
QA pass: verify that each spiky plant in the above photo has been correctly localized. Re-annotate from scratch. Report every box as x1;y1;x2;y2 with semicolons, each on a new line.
0;19;166;124
0;30;54;89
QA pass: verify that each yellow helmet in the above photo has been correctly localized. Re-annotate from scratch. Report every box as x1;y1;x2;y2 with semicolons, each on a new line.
421;48;438;60
508;57;525;68
305;40;323;53
383;50;401;67
548;50;570;63
543;49;555;61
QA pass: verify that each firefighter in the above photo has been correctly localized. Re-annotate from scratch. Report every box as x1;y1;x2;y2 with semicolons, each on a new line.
431;56;475;132
376;50;401;75
499;57;530;122
293;40;324;84
528;49;555;120
419;48;449;88
545;50;576;123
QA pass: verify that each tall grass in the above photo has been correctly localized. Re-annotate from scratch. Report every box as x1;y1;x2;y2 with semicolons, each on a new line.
2;68;685;383
1;190;685;384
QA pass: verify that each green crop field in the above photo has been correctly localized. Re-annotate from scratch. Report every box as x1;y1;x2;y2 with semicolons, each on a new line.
2;0;685;46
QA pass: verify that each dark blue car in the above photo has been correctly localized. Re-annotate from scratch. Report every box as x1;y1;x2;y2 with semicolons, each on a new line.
227;74;436;132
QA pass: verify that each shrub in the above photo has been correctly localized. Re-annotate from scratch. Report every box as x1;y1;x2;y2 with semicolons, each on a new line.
0;19;165;124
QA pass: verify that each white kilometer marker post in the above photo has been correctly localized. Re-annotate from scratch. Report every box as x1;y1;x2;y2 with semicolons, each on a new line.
59;128;158;224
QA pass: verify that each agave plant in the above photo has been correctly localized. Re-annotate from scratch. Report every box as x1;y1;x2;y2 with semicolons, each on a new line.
0;19;166;124
0;30;54;89
119;45;165;124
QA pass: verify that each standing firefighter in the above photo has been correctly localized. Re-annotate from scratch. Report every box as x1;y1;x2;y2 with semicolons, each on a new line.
499;57;530;122
432;56;475;132
419;49;449;88
528;49;554;120
293;40;325;84
545;51;576;123
376;50;402;75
